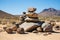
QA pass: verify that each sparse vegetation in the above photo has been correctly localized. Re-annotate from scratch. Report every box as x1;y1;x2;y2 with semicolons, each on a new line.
38;16;60;22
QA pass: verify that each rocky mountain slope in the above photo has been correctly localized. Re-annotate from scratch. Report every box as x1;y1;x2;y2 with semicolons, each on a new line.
39;8;60;17
0;10;17;18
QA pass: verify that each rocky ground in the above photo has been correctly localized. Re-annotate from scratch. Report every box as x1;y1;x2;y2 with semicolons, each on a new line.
0;22;60;40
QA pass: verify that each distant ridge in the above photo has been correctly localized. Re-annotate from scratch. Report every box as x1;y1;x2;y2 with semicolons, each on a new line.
39;8;60;17
0;10;17;18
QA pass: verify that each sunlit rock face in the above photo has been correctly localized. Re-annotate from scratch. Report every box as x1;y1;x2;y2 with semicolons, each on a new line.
19;22;40;31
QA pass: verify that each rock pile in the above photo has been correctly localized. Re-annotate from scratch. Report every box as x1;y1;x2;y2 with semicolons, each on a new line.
19;7;41;32
4;7;58;34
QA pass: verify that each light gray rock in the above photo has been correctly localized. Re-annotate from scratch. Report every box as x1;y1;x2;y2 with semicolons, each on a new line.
19;22;40;32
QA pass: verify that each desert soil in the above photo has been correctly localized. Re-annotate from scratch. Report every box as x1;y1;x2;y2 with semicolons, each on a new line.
0;31;60;40
0;22;60;40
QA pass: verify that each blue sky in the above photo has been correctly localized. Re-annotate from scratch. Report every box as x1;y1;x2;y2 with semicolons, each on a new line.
0;0;60;15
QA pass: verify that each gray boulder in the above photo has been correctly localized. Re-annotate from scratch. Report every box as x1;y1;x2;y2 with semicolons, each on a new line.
19;22;40;32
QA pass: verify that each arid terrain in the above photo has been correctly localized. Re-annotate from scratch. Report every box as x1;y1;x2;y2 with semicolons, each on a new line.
0;8;60;40
0;22;60;40
0;0;60;40
0;31;60;40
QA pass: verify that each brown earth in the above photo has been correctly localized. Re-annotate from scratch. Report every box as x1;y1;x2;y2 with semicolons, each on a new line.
0;22;60;40
0;32;60;40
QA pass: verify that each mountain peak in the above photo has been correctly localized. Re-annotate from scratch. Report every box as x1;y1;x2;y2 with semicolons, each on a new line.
42;8;57;12
39;8;60;17
0;10;4;12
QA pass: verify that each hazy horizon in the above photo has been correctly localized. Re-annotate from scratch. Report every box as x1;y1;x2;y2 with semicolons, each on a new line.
0;0;60;15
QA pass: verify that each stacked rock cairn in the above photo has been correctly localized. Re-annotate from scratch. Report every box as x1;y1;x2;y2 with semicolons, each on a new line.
19;7;43;32
5;7;43;34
